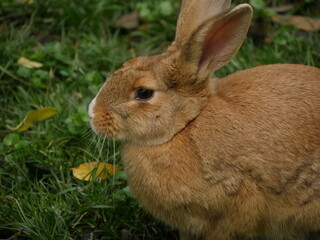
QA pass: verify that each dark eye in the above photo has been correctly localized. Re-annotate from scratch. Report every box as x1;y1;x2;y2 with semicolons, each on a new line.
135;88;154;100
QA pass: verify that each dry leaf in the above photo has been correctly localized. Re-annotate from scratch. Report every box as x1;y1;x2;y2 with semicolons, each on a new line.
268;4;293;13
272;15;320;32
72;162;121;181
8;107;59;131
116;11;139;30
18;57;43;69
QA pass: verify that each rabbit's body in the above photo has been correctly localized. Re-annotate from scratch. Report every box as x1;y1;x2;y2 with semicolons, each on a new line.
89;0;320;239
122;64;320;239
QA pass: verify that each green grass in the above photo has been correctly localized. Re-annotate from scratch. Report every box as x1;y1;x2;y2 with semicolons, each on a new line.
0;0;319;239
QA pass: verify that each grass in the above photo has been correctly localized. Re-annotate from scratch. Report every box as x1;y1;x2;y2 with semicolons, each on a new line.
0;0;319;239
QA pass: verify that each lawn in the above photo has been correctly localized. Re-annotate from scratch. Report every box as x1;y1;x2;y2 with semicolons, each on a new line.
0;0;319;239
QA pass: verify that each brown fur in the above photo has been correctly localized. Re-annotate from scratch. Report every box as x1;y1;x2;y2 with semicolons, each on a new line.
89;1;320;239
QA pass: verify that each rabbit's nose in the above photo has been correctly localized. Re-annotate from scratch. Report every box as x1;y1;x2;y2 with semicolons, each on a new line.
88;97;96;119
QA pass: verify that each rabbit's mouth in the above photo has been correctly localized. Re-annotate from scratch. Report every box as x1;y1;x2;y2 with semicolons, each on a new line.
89;111;119;139
89;97;120;139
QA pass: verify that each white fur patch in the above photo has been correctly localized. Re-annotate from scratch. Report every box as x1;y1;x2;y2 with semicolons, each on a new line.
88;97;99;134
88;97;96;119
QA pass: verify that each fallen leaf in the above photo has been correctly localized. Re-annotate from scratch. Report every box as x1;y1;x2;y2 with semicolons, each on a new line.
116;11;139;30
72;162;121;181
268;4;293;13
272;15;320;31
8;107;59;131
18;57;43;69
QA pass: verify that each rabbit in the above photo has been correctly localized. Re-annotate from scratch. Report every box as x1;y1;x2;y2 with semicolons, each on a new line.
88;0;320;239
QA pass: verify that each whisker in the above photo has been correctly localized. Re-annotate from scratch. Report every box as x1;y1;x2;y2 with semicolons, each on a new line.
106;137;110;162
112;138;117;186
71;127;94;147
86;131;98;154
93;134;102;158
97;136;106;161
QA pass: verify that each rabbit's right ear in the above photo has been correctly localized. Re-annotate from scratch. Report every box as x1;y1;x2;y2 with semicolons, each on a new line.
178;4;253;82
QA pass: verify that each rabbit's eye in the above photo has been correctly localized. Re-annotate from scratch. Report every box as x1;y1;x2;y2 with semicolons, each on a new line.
135;88;154;100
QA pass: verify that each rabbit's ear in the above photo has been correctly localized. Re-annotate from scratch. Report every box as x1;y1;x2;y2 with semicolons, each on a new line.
180;4;253;80
175;0;231;46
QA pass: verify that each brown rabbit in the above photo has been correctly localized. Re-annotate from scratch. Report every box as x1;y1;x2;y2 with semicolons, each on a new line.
88;0;320;239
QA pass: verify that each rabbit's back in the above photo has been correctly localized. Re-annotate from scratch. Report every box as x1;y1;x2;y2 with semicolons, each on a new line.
186;63;320;237
188;63;319;229
196;64;320;194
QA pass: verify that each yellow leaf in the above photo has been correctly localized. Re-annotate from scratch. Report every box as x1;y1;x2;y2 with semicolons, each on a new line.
72;162;121;181
8;107;59;131
17;57;43;69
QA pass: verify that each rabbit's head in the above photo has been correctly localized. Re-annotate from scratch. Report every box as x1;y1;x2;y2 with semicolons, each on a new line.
89;0;253;145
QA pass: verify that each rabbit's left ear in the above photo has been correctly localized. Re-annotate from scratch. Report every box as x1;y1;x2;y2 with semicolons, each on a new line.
181;4;253;80
175;0;231;46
